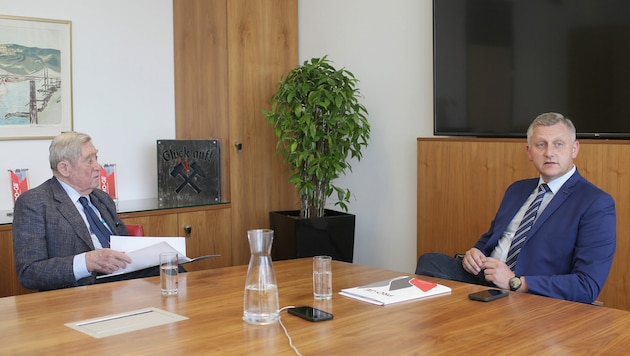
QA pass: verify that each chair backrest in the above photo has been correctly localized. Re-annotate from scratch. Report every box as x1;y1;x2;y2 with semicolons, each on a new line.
126;224;145;236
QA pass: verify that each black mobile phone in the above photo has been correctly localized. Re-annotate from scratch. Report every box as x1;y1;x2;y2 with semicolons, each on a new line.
468;289;509;302
288;306;334;322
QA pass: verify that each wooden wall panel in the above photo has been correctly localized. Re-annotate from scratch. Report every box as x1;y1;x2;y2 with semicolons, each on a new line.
227;0;299;265
174;0;298;266
178;208;232;270
418;137;630;310
173;0;231;200
120;213;179;237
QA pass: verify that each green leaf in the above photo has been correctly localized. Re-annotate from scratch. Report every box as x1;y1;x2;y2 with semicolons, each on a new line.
262;55;370;217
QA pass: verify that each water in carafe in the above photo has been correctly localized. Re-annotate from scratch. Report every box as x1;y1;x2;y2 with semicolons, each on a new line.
243;229;279;324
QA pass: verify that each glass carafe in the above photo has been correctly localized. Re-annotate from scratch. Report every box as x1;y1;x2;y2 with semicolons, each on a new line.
243;229;279;324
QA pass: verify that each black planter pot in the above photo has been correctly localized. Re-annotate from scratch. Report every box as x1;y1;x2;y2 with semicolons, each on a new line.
269;209;355;263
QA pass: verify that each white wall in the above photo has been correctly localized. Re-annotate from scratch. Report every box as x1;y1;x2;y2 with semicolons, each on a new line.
1;0;433;273
0;0;175;210
299;0;433;272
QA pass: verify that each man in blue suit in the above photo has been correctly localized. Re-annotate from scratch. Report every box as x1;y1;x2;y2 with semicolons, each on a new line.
416;113;616;304
13;132;158;291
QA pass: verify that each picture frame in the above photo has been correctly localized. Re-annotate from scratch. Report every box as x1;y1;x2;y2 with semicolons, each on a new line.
0;15;73;140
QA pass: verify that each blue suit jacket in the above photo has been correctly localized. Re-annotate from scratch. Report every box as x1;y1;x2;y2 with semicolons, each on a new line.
474;169;616;303
12;177;129;291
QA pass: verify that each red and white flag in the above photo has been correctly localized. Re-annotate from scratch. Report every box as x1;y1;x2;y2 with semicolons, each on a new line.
99;164;117;200
9;169;29;204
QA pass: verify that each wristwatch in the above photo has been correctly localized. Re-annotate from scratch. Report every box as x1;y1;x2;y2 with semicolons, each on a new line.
509;276;522;291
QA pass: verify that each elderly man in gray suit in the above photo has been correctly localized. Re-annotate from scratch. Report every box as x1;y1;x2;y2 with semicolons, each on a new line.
13;132;158;291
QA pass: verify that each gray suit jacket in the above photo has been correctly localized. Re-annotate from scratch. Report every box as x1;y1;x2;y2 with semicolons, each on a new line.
13;177;129;291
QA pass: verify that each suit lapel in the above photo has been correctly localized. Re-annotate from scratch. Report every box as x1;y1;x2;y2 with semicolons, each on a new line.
494;179;539;237
526;171;581;238
50;178;95;249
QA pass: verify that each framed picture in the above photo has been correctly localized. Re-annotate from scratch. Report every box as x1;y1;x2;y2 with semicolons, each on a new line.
0;15;72;140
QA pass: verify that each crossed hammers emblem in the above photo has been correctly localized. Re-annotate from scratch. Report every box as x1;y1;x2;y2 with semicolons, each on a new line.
170;159;206;193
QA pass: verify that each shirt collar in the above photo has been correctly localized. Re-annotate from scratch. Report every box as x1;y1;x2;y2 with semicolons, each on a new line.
539;165;576;194
57;178;85;203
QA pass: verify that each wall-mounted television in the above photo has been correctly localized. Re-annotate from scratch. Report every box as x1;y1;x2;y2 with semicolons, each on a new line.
434;0;630;139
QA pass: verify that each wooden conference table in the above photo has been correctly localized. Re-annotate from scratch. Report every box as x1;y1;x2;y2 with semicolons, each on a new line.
3;259;630;354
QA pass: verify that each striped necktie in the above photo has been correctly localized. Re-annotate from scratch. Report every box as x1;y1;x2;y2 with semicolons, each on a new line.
505;183;550;270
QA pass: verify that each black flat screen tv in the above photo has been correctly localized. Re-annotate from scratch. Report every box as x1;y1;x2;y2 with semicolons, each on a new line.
434;0;630;139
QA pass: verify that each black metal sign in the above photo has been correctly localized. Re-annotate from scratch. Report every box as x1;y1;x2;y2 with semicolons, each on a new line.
157;139;221;207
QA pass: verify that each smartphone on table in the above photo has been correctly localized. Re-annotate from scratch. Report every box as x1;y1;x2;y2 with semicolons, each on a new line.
468;289;509;302
288;306;334;322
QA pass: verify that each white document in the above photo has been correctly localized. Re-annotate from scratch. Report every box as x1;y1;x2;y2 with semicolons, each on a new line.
97;235;218;278
111;235;188;259
339;276;452;305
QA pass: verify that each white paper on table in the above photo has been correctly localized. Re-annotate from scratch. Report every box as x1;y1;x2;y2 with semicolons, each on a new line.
97;236;220;279
111;235;187;258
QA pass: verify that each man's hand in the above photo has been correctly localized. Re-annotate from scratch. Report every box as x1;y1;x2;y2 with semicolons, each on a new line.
86;249;132;274
462;247;486;275
481;257;514;290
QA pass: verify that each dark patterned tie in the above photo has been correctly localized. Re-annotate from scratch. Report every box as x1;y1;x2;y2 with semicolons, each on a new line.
505;184;550;270
79;196;111;248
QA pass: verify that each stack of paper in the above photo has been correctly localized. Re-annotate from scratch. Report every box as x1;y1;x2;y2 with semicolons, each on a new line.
339;276;451;305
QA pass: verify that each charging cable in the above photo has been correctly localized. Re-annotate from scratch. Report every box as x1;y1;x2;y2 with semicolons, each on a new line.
279;306;302;356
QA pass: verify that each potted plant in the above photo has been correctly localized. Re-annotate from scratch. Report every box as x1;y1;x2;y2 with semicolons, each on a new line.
264;55;370;262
